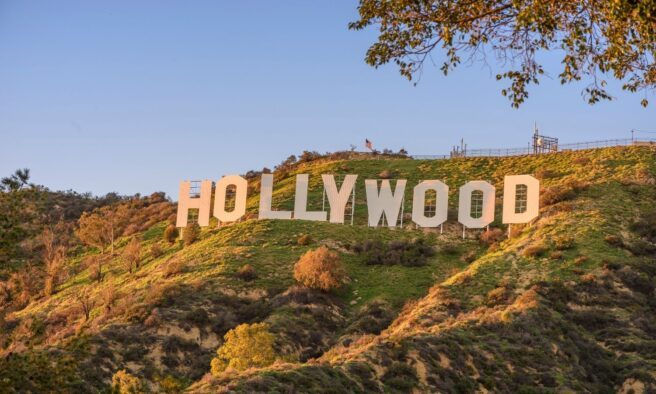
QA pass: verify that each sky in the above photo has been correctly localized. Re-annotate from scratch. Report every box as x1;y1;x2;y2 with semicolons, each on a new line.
1;1;654;199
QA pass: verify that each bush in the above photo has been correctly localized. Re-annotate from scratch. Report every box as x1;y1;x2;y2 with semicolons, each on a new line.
604;235;623;247
378;169;393;179
630;212;656;242
554;236;575;250
293;246;347;291
461;250;477;263
540;185;576;206
535;169;556;180
549;251;563;260
210;322;276;374
382;362;418;391
163;224;179;244
352;239;435;267
487;286;509;305
522;243;547;258
150;243;164;258
163;258;186;278
110;370;143;394
236;264;257;281
572;156;591;166
182;223;199;246
297;234;312;246
480;228;505;245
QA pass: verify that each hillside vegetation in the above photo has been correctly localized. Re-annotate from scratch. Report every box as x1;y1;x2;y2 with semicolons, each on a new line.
1;146;655;393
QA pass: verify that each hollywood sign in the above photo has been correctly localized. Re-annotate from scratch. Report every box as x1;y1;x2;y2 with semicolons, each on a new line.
176;174;539;230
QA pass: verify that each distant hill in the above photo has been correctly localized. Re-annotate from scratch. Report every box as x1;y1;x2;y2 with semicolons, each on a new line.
1;146;655;393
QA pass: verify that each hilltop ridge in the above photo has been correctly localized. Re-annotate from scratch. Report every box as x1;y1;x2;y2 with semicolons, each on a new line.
1;146;655;393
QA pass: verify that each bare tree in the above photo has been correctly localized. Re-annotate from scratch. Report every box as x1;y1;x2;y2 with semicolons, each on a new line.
101;285;117;314
75;286;95;321
122;237;141;273
40;227;67;297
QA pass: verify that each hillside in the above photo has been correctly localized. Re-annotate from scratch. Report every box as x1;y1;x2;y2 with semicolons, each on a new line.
1;146;656;393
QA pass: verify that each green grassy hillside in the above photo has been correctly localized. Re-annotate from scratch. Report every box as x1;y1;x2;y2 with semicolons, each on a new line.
1;146;655;393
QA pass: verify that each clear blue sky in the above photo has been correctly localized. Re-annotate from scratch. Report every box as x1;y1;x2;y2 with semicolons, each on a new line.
1;1;654;199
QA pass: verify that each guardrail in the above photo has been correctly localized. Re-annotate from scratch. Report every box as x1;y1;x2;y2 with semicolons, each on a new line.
412;138;656;160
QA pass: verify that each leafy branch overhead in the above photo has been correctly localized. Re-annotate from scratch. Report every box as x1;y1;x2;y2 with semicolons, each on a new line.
350;0;656;107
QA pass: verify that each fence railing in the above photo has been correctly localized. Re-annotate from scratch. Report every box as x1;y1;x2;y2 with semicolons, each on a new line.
412;138;656;160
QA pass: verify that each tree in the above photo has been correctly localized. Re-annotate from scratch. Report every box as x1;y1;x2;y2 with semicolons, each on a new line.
40;227;67;297
75;286;95;321
102;285;117;314
293;246;347;291
88;254;107;283
122;237;141;273
110;370;143;394
77;205;128;255
210;322;276;375
0;168;31;192
350;1;656;107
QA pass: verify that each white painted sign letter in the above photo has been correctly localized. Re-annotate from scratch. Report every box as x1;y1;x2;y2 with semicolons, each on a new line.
214;175;248;223
365;179;407;227
258;174;292;220
322;174;357;224
412;180;449;228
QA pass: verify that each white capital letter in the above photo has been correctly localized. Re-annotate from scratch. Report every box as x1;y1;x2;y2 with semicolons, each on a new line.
322;174;357;224
293;174;327;221
365;179;407;227
176;180;212;228
214;175;248;223
412;180;448;228
502;175;539;224
458;181;495;228
258;174;292;220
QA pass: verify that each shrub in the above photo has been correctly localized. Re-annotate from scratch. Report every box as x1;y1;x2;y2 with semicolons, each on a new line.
210;322;276;374
604;235;623;247
630;212;656;242
353;239;434;267
182;223;199;246
572;156;591;166
480;228;504;245
163;258;186;278
164;224;179;244
487;286;509;305
535;169;556;180
522;243;547;258
236;264;257;281
378;169;393;179
439;243;459;255
150;243;164;258
110;370;143;394
540;185;576;206
626;239;656;256
297;234;312;246
461;250;477;263
549;251;563;260
382;362;418;391
293;246;347;291
509;224;523;238
184;308;209;327
554;236;575;250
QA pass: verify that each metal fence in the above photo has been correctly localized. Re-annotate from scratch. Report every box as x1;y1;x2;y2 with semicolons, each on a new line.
412;138;656;160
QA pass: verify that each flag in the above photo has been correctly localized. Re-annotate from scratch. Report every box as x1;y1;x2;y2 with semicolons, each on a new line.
365;138;373;150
